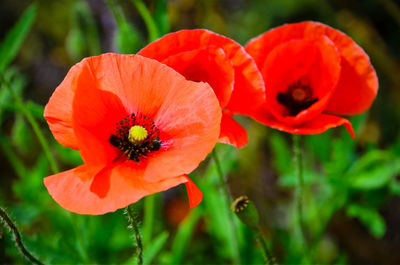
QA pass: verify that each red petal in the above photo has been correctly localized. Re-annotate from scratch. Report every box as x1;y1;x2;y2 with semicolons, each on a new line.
254;106;355;138
219;113;248;148
44;62;84;149
69;54;221;180
262;37;341;125
161;48;234;108
246;21;378;115
44;164;188;215
139;29;265;115
71;62;127;165
183;175;203;209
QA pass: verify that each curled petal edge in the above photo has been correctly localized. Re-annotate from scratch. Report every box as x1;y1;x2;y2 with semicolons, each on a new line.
254;107;355;138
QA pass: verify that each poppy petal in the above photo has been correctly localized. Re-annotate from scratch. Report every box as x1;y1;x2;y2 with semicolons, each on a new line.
143;79;221;182
44;164;188;215
71;62;128;166
262;37;341;125
69;54;221;183
161;48;234;108
183;175;203;209
44;62;84;149
324;47;378;115
254;106;355;138
219;113;248;148
139;29;265;115
246;21;378;115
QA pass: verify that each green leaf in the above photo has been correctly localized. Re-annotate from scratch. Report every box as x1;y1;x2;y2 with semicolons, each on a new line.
346;204;386;238
106;0;143;53
114;22;143;53
154;0;170;35
0;68;26;124
269;132;292;175
346;151;400;190
389;179;400;195
198;144;241;263
66;1;101;60
131;0;160;42
0;3;37;74
11;114;32;153
143;231;169;265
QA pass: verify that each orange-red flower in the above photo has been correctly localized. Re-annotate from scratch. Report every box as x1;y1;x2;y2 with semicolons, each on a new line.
43;53;221;215
138;29;265;148
245;21;378;137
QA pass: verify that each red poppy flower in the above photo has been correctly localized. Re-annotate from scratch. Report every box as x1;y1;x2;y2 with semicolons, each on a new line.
245;21;378;137
43;53;221;215
138;29;265;148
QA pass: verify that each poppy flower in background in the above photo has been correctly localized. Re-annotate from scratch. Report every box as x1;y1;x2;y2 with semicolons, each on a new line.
43;53;221;215
245;21;378;137
138;29;265;148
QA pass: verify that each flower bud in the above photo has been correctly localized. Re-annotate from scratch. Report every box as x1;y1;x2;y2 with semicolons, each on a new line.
231;195;259;228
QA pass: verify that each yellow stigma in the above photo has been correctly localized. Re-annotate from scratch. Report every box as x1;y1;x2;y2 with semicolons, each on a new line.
128;125;148;143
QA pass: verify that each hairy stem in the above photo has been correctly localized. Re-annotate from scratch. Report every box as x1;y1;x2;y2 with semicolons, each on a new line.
126;205;143;265
0;207;44;265
254;226;276;265
293;135;308;254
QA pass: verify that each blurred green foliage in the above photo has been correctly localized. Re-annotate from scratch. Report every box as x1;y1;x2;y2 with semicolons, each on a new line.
1;0;400;264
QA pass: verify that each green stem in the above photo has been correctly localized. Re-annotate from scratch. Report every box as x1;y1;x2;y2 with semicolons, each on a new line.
143;194;156;246
254;226;276;265
211;148;240;264
293;135;308;252
131;0;160;41
0;207;44;265
126;205;143;265
211;148;232;201
0;75;59;174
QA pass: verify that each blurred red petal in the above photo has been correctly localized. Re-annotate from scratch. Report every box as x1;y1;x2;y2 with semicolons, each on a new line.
184;175;203;209
246;21;378;116
262;37;341;125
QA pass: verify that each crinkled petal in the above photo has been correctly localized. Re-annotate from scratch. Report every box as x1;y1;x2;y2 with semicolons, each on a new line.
161;48;234;108
44;164;188;215
219;113;248;148
254;106;355;138
69;53;221;183
246;21;378;115
139;29;265;115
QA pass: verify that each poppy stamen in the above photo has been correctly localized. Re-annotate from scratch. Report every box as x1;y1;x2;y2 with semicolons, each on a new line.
277;80;318;116
109;113;161;162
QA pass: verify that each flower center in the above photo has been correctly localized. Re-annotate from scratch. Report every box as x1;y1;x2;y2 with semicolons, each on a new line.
277;80;318;116
128;125;148;143
109;113;161;162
